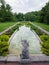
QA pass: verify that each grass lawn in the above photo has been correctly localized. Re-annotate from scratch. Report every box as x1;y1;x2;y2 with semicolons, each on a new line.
0;22;16;32
33;22;49;32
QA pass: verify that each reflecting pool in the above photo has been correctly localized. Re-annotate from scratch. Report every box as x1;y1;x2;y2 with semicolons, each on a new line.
9;25;41;56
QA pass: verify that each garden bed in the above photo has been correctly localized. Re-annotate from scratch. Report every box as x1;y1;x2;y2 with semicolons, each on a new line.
0;22;49;56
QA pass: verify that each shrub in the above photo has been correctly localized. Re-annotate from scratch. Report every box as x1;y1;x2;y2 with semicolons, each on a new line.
41;41;49;56
0;35;9;56
40;34;49;42
26;22;42;35
6;23;22;36
0;35;9;42
0;41;9;56
40;34;49;56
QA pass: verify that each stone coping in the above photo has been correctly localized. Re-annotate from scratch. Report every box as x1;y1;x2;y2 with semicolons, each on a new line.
0;54;49;62
0;22;49;35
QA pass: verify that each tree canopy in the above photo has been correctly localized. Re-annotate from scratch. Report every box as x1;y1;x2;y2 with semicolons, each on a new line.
0;0;49;25
0;0;13;22
39;2;49;24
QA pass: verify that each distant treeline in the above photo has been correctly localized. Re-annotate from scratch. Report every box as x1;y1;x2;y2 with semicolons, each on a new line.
0;0;49;24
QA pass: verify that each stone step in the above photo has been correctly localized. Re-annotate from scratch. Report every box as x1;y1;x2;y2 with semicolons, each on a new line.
0;62;49;65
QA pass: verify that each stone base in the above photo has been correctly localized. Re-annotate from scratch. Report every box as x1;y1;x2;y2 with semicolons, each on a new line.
0;54;49;62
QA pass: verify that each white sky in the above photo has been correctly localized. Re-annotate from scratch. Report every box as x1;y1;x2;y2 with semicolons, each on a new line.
5;0;49;13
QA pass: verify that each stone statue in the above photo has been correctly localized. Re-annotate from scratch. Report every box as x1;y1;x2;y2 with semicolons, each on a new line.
21;40;29;59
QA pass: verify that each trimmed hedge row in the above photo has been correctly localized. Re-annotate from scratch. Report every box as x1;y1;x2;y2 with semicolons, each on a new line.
40;34;49;56
0;35;9;56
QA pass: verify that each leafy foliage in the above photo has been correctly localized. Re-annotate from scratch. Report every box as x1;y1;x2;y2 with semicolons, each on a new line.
40;34;49;55
0;0;14;22
0;41;9;56
39;2;49;24
0;35;9;56
40;34;49;42
0;35;9;42
15;13;24;21
25;12;39;22
0;0;49;24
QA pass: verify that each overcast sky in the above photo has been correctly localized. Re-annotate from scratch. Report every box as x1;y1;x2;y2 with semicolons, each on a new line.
5;0;49;13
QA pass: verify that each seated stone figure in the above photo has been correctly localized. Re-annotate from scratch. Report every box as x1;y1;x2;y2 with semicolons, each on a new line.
21;40;29;59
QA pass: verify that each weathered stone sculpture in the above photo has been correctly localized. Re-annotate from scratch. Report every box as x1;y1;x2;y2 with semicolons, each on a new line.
21;40;29;59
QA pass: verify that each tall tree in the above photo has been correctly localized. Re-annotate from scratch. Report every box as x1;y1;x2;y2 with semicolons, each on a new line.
0;0;14;22
6;4;11;12
0;0;6;22
39;2;49;24
0;0;5;5
15;13;24;21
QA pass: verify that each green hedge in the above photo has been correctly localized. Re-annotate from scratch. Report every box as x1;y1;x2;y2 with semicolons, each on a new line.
0;35;9;56
40;34;49;56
